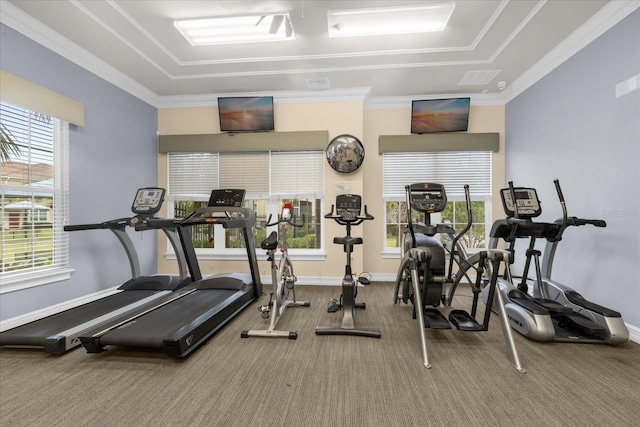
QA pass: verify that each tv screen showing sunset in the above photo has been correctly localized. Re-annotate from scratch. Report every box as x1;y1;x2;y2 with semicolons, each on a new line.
218;96;274;132
411;98;470;133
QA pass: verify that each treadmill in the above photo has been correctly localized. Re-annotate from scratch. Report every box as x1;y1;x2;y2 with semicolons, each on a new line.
0;187;191;354
78;189;263;358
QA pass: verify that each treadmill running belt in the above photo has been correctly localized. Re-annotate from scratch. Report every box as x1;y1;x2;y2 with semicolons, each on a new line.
0;290;164;349
86;289;254;357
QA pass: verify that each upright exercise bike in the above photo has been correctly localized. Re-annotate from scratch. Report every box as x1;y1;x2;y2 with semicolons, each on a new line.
315;194;380;338
241;203;310;339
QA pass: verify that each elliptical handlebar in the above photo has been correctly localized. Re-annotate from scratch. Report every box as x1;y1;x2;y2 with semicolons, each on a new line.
553;179;568;242
500;180;606;243
556;217;607;228
447;184;473;279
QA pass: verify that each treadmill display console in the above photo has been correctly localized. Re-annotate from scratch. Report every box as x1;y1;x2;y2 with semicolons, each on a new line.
500;187;542;218
131;188;166;215
208;189;246;207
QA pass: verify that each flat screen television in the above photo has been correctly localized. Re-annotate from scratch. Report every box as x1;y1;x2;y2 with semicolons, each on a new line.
411;97;470;134
218;96;274;132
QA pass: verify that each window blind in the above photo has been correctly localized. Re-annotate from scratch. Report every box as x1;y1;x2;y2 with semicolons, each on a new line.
383;151;491;198
168;151;324;197
219;152;269;192
271;151;324;195
168;153;218;197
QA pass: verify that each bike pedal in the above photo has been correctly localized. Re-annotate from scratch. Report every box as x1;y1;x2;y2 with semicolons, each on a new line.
327;299;341;313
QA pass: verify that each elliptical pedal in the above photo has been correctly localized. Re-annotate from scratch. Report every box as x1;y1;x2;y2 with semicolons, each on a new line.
423;308;452;329
558;312;607;336
448;310;485;331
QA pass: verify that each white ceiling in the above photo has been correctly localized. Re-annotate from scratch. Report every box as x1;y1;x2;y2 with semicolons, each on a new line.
1;1;638;107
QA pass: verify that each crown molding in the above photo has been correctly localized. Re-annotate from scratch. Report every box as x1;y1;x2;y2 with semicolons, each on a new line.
155;87;373;109
0;0;160;106
503;0;640;103
364;93;507;109
2;0;637;109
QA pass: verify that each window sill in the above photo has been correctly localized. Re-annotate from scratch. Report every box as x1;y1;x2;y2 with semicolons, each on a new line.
382;250;401;259
0;267;74;294
164;251;327;262
382;248;486;260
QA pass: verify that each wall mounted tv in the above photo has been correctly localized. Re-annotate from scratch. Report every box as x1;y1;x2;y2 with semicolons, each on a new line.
218;96;274;132
411;97;470;134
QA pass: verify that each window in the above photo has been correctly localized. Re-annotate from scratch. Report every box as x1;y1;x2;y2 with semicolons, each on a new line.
382;151;491;255
0;102;70;290
167;151;324;258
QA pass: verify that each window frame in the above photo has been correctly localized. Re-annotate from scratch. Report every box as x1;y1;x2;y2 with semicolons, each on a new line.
381;151;492;258
0;102;71;293
166;151;326;261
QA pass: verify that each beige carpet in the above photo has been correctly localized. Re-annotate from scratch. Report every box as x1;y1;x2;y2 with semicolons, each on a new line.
1;282;638;426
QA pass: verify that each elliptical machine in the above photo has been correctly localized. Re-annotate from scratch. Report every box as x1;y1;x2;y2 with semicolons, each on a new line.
393;183;525;372
241;204;310;339
482;180;629;344
315;194;380;338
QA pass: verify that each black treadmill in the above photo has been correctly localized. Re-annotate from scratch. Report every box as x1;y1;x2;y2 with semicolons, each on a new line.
78;189;263;358
0;188;191;354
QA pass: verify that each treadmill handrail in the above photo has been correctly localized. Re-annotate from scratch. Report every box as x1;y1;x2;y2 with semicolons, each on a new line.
63;217;132;232
135;217;189;281
170;205;262;297
64;217;140;278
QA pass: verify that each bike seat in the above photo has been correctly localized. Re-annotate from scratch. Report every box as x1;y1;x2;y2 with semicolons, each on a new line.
261;231;278;250
333;236;363;246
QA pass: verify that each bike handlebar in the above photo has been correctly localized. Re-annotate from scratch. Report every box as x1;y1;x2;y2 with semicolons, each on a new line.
324;204;374;225
265;213;305;228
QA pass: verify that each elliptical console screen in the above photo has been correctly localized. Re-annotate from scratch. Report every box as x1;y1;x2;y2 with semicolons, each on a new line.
335;194;361;221
208;189;246;207
500;187;542;218
409;183;447;213
411;191;446;213
132;187;166;215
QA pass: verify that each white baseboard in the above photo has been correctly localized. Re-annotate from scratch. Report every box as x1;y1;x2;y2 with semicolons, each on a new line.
627;324;640;344
0;287;120;332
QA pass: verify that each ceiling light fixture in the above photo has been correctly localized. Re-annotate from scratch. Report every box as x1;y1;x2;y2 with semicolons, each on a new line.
328;2;455;38
174;14;294;46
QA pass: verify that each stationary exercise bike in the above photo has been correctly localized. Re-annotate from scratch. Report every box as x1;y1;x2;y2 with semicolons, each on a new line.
241;203;310;339
315;194;380;338
394;183;525;372
481;180;629;344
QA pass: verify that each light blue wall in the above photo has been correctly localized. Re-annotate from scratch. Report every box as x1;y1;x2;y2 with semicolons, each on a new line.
0;24;159;321
505;10;640;330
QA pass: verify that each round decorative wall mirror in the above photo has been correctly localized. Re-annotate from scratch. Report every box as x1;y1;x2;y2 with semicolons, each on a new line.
326;134;365;173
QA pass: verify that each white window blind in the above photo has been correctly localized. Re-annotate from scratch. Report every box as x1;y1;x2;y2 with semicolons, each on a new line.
219;152;269;192
383;151;491;198
168;151;323;197
271;151;324;195
0;102;70;289
168;153;218;197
